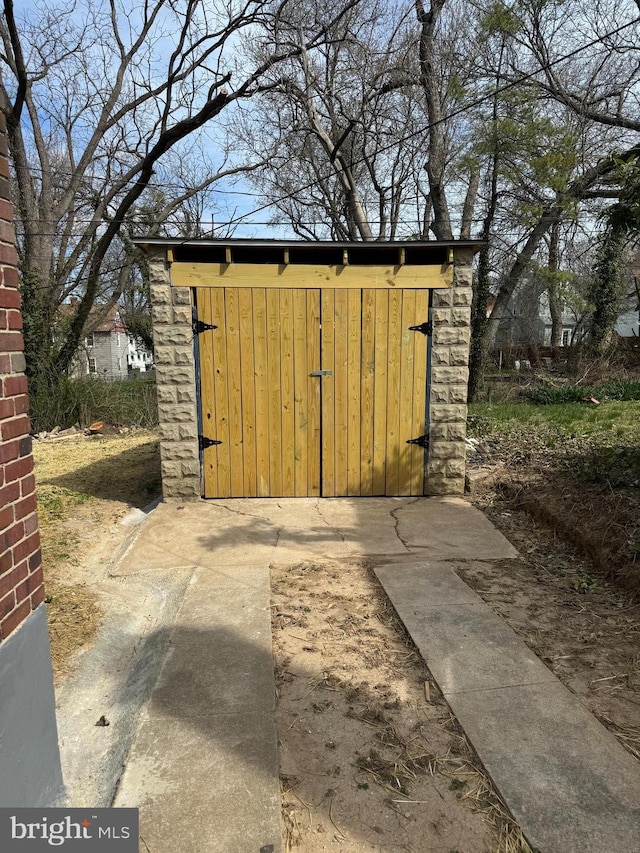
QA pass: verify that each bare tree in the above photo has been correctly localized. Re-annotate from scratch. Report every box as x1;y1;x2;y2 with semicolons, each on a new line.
1;0;361;388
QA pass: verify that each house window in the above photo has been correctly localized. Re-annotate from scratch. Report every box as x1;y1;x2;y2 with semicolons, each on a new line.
88;358;97;374
85;333;94;347
562;329;571;347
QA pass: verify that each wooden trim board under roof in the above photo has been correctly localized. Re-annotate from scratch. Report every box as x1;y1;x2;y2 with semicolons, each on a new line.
171;261;453;289
134;238;483;290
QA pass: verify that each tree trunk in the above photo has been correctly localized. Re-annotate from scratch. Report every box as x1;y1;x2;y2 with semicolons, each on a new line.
587;220;626;358
548;221;563;348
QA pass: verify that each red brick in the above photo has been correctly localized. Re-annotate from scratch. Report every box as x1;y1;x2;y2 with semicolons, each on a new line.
20;473;35;496
13;394;29;414
0;156;8;179
1;598;30;639
0;589;14;620
0;309;6;329
18;436;31;457
30;584;45;609
28;549;41;572
0;480;20;505
0;286;20;307
0;398;14;419
3;374;27;396
26;565;42;592
15;570;40;604
0;563;27;598
0;267;19;289
0;330;23;352
0;200;12;222
7;310;22;330
1;414;29;441
4;521;24;549
14;494;37;520
0;439;20;464
0;353;10;372
23;513;38;536
4;455;32;483
0;245;18;266
13;532;39;564
0;504;14;531
0;550;12;574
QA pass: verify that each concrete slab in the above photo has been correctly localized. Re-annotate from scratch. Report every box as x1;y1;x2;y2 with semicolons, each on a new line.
374;560;640;853
375;563;556;693
114;712;281;853
451;682;640;853
395;496;518;559
113;563;282;853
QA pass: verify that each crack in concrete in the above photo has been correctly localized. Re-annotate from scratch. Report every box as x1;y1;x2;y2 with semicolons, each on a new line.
389;498;422;552
314;499;346;542
215;502;273;523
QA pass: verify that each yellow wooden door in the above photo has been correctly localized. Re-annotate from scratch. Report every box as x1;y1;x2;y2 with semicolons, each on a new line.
320;288;428;497
197;286;428;498
197;287;321;498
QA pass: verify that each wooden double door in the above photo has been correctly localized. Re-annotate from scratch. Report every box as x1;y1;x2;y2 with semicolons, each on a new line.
195;286;429;498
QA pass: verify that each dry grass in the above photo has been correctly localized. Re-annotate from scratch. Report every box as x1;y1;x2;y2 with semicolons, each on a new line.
33;430;161;676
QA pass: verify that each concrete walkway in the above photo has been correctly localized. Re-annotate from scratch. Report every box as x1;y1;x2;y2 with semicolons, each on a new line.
75;496;640;852
375;561;640;853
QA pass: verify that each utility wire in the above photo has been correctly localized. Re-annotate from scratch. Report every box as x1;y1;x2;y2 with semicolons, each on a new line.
15;15;640;235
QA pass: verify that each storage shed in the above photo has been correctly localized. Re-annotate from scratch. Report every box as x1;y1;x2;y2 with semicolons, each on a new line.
136;239;482;500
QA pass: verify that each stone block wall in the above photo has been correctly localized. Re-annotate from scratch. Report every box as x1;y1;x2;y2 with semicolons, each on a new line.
425;247;473;495
149;251;201;500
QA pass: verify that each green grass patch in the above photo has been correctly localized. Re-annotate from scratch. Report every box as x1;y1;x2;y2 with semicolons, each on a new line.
30;375;158;433
469;400;640;444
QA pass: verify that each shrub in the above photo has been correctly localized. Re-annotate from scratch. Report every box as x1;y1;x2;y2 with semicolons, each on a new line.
29;376;158;432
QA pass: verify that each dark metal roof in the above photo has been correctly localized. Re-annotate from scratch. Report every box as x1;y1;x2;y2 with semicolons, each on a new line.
133;237;484;250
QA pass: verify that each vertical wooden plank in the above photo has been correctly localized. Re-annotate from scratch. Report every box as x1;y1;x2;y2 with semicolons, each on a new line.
225;288;244;497
398;289;416;495
253;289;270;497
292;289;308;496
198;288;217;498
385;289;402;495
238;288;256;496
333;289;349;496
411;289;429;496
360;289;375;496
347;289;361;496
211;287;231;497
321;290;335;497
280;289;295;496
307;290;321;497
266;289;283;496
372;291;388;495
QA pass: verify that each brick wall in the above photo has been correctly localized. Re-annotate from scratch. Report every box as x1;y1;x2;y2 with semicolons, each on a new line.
0;111;44;641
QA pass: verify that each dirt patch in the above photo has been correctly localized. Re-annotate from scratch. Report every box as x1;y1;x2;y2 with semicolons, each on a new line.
462;492;640;764
33;430;161;677
271;559;531;853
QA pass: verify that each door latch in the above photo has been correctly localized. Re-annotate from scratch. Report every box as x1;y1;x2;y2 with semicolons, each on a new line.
310;370;332;376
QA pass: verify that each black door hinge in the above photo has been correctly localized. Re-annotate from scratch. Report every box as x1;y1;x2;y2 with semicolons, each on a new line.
408;321;432;336
192;319;218;335
406;434;429;449
199;435;222;450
